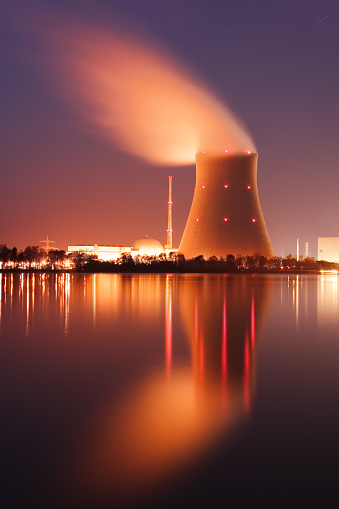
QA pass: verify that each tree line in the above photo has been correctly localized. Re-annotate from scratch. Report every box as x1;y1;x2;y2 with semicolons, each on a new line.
0;244;66;264
1;244;337;273
79;252;338;273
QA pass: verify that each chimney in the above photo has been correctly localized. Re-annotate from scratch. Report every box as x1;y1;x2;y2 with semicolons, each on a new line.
166;176;173;249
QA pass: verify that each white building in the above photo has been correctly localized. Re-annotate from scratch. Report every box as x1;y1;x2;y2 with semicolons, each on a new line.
318;237;339;263
68;236;176;262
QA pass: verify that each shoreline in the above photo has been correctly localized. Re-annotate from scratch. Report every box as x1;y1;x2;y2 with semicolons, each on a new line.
0;268;329;275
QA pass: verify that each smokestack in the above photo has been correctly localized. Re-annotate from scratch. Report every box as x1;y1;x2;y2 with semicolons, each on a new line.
297;239;300;261
166;176;173;250
179;152;273;259
305;242;309;258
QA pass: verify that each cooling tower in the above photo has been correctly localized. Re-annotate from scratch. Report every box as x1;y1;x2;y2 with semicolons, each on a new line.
179;152;273;259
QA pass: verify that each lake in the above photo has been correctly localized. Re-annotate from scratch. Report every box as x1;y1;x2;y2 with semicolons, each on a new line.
0;272;338;508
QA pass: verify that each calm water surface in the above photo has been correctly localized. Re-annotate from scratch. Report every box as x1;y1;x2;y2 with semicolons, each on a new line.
0;273;338;508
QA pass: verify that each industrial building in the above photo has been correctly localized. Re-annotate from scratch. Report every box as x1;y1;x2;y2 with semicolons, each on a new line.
318;237;339;263
179;152;273;259
68;237;168;261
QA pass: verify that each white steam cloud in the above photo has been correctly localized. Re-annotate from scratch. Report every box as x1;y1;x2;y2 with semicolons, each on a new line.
41;20;256;165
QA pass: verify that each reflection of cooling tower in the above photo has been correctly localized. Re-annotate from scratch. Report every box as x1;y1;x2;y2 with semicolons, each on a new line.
178;275;273;391
179;153;274;259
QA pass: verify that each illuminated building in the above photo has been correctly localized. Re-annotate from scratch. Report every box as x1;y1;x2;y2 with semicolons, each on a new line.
67;244;131;261
179;152;273;259
133;237;164;256
318;237;339;263
67;237;164;261
67;236;177;261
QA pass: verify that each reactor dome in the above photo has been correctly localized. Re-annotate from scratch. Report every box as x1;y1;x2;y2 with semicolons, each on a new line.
133;236;164;256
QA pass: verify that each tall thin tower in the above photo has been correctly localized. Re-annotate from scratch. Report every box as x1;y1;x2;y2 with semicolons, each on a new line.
40;235;55;253
166;176;173;249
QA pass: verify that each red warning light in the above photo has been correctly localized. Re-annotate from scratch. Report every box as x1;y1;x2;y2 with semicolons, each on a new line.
252;218;256;222
224;217;228;222
224;185;228;188
247;185;251;189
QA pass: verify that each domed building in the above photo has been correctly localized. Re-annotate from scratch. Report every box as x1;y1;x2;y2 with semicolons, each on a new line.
133;236;164;257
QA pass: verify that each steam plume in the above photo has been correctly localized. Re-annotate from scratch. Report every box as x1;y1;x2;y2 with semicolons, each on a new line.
41;20;255;165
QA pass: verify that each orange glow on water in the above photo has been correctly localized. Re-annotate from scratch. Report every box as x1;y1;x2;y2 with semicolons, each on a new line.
251;295;255;348
165;275;172;378
195;297;198;345
74;369;239;503
35;18;255;165
200;334;205;378
243;334;251;416
222;298;227;381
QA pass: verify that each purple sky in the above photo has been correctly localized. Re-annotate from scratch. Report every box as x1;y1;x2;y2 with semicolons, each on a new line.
1;0;338;257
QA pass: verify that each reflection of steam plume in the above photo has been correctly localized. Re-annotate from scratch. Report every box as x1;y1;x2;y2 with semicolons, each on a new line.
39;19;255;165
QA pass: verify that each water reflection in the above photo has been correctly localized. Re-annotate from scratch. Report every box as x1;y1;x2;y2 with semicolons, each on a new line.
318;274;338;329
0;273;338;507
0;273;71;338
273;273;339;332
69;275;274;505
178;275;273;413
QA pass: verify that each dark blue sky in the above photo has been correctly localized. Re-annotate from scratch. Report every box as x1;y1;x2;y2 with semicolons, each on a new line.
1;0;338;257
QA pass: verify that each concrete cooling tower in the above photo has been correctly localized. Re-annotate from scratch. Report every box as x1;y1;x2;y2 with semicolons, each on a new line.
179;152;273;259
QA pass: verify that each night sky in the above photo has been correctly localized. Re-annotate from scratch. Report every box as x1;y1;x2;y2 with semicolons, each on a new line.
1;0;338;257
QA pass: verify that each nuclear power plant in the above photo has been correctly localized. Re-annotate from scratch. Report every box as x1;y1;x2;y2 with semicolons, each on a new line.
179;152;273;259
67;154;274;261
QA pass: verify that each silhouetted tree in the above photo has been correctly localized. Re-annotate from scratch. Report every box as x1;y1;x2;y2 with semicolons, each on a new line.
10;247;18;262
48;250;66;264
302;257;316;270
282;254;297;269
225;254;236;271
0;244;11;263
71;251;89;270
23;246;41;265
120;254;135;266
252;253;268;270
235;255;244;270
268;256;282;270
175;254;186;266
